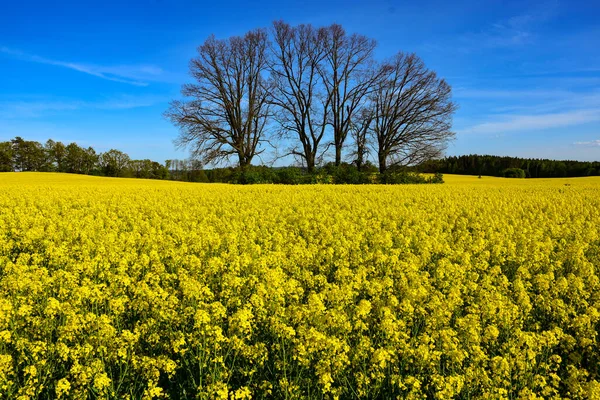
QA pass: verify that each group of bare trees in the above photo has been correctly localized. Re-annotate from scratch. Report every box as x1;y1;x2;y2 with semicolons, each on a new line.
166;21;457;173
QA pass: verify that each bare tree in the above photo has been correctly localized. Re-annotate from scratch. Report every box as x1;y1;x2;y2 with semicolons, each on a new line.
269;21;330;173
349;107;375;171
165;29;271;168
369;53;457;173
319;24;380;166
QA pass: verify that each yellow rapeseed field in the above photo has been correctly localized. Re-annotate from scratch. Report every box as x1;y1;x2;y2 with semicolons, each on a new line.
1;172;599;399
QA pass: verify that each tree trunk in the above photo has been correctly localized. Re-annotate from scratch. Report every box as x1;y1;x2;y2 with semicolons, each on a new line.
238;153;251;169
335;145;342;166
356;140;366;171
306;152;316;173
378;152;387;174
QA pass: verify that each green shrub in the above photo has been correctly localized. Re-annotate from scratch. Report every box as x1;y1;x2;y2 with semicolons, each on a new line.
199;165;444;185
502;168;526;178
205;167;236;183
378;171;428;184
331;164;368;184
427;172;445;184
274;167;304;184
232;166;277;184
189;169;210;183
319;163;371;184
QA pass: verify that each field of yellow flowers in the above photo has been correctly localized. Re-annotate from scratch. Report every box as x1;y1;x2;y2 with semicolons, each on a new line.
1;172;600;399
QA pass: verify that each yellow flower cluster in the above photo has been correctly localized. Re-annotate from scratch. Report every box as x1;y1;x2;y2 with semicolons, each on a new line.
1;172;599;399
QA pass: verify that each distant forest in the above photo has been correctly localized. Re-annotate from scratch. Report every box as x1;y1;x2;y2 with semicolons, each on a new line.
2;137;598;182
419;154;600;178
0;137;170;179
0;136;442;184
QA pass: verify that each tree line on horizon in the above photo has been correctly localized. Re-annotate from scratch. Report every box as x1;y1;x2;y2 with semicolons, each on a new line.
420;154;600;178
0;137;169;179
2;137;598;181
165;21;457;173
0;136;446;184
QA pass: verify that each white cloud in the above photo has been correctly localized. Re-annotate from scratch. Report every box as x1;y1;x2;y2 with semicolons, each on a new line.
449;2;558;52
454;88;577;99
461;109;600;135
574;140;600;147
0;46;164;86
456;87;600;113
455;85;600;134
0;95;167;119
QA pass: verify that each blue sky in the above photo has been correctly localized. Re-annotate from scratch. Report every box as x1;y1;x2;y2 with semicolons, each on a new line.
1;0;599;163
